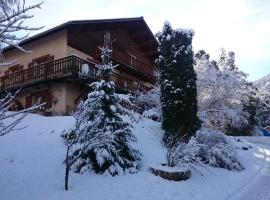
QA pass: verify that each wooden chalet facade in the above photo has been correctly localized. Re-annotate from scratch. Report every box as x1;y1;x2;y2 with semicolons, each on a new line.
0;17;158;115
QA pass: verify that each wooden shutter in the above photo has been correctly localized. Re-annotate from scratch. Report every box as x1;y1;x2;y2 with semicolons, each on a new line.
44;92;52;109
33;90;52;109
28;62;34;68
18;65;23;71
25;96;32;108
46;55;55;75
27;62;34;79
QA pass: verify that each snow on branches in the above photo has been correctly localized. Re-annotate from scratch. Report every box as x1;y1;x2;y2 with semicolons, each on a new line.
157;21;199;143
0;1;43;136
0;0;43;66
194;49;258;135
0;91;43;136
63;32;141;190
166;128;244;171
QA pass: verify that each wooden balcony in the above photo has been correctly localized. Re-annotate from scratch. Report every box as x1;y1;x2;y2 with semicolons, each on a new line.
97;48;155;83
0;55;151;94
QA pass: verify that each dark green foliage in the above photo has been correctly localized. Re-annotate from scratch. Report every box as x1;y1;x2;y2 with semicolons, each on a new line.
157;22;200;144
243;85;259;134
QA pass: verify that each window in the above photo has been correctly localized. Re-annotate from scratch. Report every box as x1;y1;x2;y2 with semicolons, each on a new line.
4;64;23;75
130;54;137;68
28;54;54;67
25;90;52;109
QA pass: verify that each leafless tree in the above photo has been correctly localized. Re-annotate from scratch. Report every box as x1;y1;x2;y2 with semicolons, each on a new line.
0;0;43;137
0;0;43;66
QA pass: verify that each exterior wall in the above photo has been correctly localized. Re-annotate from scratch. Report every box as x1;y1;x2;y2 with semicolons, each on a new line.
0;29;68;77
65;83;84;114
14;83;67;116
51;83;67;115
0;26;155;116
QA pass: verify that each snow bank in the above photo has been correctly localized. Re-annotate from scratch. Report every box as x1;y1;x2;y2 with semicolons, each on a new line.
0;114;270;200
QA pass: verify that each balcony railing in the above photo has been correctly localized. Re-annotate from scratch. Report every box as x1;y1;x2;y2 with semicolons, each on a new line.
0;55;150;93
96;48;155;83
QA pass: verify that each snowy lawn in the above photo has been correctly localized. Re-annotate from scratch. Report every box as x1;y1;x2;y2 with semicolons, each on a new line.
0;114;270;200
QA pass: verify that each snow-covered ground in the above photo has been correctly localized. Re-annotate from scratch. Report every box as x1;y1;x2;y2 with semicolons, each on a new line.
0;114;270;200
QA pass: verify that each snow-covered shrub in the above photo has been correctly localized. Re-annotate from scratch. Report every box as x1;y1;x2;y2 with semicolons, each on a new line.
165;128;244;171
137;87;162;121
137;87;160;109
195;128;244;171
166;137;202;171
142;108;161;121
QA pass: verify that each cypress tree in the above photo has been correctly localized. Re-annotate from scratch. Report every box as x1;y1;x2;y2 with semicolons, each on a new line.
157;22;200;144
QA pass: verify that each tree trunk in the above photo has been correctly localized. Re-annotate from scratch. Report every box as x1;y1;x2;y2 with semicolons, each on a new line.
64;147;70;191
65;164;69;190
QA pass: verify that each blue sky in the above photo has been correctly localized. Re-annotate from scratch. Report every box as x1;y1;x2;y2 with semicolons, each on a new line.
28;0;270;81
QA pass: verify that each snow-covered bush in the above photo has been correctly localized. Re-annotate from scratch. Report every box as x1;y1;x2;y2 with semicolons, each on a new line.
166;128;244;171
166;137;202;171
137;87;161;121
142;108;161;122
195;128;244;171
137;87;160;109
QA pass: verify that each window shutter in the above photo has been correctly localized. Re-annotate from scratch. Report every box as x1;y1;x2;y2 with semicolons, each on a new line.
44;93;52;109
25;96;32;108
18;65;23;71
46;55;55;74
28;62;34;68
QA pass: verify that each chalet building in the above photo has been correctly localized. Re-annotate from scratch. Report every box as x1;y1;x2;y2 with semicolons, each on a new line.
0;17;158;115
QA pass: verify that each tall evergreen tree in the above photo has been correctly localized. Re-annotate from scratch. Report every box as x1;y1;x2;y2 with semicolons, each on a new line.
65;33;141;177
157;22;200;143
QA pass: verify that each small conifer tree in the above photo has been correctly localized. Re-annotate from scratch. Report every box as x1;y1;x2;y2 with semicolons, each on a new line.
64;33;141;180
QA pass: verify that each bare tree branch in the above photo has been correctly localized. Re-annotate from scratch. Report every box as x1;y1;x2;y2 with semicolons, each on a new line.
0;0;44;66
0;0;44;136
0;91;45;136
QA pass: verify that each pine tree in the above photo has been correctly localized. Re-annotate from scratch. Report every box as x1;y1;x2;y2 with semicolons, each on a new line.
65;32;141;177
157;22;200;143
